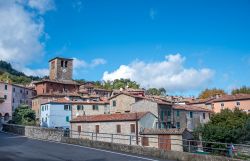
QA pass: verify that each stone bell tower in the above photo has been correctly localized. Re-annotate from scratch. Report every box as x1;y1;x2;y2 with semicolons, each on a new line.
49;57;73;80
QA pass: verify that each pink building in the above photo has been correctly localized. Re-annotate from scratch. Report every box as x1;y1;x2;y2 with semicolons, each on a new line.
211;94;250;113
0;82;35;122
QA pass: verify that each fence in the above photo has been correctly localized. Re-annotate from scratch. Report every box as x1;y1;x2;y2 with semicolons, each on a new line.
66;129;250;158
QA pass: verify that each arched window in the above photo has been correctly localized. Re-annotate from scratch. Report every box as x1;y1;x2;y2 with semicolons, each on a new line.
4;113;9;121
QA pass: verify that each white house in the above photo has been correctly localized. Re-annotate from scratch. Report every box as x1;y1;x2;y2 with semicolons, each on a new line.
40;98;72;129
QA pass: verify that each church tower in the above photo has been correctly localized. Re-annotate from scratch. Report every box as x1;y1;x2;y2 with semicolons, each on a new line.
49;57;73;80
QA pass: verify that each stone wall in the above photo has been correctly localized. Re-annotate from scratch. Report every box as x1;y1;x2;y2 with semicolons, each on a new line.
2;124;63;142
2;124;243;161
61;137;241;161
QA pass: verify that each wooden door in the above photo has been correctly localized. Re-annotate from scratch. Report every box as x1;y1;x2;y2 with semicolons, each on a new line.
158;135;171;151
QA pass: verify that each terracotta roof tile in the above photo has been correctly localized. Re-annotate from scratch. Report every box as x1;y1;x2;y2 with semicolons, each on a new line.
212;94;250;102
188;97;216;105
71;112;149;123
173;104;212;112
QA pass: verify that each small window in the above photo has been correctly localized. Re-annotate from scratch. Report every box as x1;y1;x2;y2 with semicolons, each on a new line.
12;98;14;103
176;122;180;128
116;125;121;133
4;95;7;100
45;117;47;122
61;60;64;67
190;111;193;118
42;118;44;122
65;61;68;67
221;103;224;107
142;137;149;146
167;122;171;128
78;125;81;133
130;124;135;133
20;89;22;93
66;116;70;122
77;105;83;110
236;101;240;106
95;125;99;133
113;100;116;107
26;91;28;95
92;105;99;111
64;105;71;111
4;84;7;90
13;88;15;92
176;110;180;117
167;110;171;116
203;113;206;119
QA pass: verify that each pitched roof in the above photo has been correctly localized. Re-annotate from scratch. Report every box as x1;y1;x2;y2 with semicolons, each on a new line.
33;79;80;85
42;97;109;105
188;97;216;105
140;128;187;135
108;92;145;100
70;112;150;123
212;94;250;102
49;57;73;62
31;93;80;99
173;104;212;112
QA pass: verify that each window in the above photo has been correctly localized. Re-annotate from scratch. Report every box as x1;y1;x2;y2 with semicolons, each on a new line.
42;118;44;122
65;61;68;67
95;125;99;133
4;95;7;99
66;116;70;122
77;105;83;110
160;111;165;121
92;105;99;111
236;101;240;106
176;122;180;128
203;113;206;119
167;110;171;116
167;122;171;128
12;98;14;103
176;110;180;117
130;124;135;133
190;111;193;118
26;91;28;95
78;126;81;133
13;88;15;92
112;100;116;107
116;125;121;133
4;84;7;90
221;103;224;107
61;60;64;67
41;106;44;111
64;105;71;111
45;117;47;122
142;137;149;146
20;89;22;93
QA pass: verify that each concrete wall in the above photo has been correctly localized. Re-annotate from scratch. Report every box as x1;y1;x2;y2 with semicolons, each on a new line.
40;103;71;129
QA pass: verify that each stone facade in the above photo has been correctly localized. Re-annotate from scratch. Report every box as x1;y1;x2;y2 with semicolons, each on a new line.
109;93;144;113
49;57;73;81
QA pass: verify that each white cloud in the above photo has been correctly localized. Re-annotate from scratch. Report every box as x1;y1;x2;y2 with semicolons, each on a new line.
72;0;83;12
73;58;106;69
0;0;54;77
102;54;214;93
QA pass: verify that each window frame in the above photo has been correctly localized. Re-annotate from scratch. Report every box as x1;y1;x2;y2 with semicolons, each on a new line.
190;111;193;118
116;124;121;133
130;124;135;133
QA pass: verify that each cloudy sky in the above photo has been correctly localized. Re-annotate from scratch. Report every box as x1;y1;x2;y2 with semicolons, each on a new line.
0;0;250;96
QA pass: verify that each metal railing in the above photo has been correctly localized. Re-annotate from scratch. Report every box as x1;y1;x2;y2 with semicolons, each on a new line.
63;129;250;158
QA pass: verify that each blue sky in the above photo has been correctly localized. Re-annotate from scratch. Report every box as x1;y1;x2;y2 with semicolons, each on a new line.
0;0;250;96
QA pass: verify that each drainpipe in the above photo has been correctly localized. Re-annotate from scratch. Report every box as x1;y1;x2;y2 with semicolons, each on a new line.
135;112;139;145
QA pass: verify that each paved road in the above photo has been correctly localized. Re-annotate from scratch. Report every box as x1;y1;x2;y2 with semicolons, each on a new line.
0;132;170;161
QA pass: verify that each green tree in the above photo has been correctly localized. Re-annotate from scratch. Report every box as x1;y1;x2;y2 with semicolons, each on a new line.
194;108;250;144
198;88;226;99
100;79;140;90
146;88;162;96
232;86;250;95
12;105;36;126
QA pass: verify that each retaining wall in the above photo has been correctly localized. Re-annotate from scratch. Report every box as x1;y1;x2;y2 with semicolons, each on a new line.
2;124;242;161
